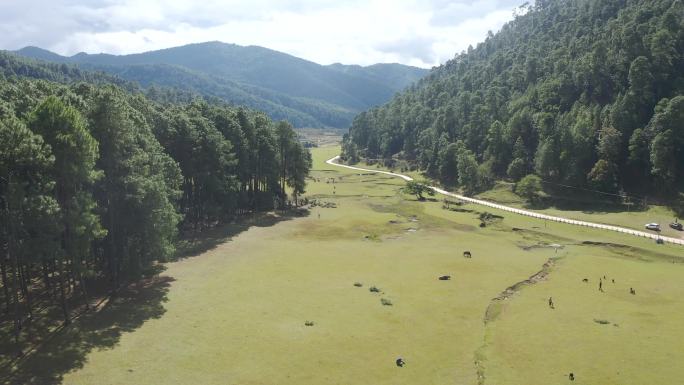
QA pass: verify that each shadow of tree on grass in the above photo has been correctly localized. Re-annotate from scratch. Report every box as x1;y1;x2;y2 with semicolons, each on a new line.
523;197;647;214
1;276;172;385
172;209;310;261
0;208;308;385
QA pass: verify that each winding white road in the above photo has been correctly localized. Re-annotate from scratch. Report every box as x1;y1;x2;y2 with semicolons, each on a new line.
326;156;684;247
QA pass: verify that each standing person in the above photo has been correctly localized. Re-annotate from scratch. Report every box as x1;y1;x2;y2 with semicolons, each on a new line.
548;297;554;309
599;279;603;292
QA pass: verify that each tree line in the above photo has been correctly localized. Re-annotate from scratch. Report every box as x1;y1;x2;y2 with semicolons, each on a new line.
343;0;683;210
0;75;311;354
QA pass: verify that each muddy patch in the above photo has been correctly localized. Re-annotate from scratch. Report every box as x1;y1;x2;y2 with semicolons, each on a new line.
520;243;565;251
579;241;681;263
475;258;559;385
484;258;557;324
508;227;572;251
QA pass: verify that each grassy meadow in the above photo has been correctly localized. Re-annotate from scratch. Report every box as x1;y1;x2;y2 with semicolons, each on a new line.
475;182;684;241
351;159;683;241
4;146;683;385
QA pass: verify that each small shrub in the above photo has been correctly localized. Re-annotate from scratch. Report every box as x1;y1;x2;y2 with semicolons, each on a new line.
443;206;474;213
380;298;393;306
515;174;543;203
675;193;684;217
369;286;381;293
364;233;380;241
479;212;503;222
354;282;363;287
443;199;464;207
304;321;314;326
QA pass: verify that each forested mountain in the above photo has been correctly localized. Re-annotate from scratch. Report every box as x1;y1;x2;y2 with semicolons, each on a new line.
0;53;311;350
326;63;429;92
344;0;684;207
0;50;132;88
13;42;429;128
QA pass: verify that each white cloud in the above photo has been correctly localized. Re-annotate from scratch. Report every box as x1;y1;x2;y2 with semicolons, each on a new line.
0;0;524;67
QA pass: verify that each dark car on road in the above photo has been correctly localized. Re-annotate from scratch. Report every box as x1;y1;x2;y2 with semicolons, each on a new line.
670;222;683;231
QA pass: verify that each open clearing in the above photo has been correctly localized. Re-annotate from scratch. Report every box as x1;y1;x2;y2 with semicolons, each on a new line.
5;146;683;385
476;182;684;241
325;156;683;246
347;161;684;241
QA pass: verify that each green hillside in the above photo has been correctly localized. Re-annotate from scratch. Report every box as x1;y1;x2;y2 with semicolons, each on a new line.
14;42;428;128
0;50;131;88
344;0;684;209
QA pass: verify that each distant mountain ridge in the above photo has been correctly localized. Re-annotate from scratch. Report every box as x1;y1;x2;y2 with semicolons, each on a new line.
13;42;428;128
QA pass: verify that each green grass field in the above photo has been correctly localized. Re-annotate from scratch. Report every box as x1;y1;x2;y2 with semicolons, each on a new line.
354;159;683;241
4;146;683;385
476;182;684;241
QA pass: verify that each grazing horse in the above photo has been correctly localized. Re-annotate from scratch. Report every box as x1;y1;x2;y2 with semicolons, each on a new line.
438;275;451;281
582;278;589;283
463;251;472;258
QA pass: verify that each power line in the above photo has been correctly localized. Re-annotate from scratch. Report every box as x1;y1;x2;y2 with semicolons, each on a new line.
537;179;645;201
360;157;654;203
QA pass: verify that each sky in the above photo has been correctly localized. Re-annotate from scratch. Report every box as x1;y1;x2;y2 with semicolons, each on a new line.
0;0;528;68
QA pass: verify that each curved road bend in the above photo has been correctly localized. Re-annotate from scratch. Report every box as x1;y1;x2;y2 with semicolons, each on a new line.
326;156;684;247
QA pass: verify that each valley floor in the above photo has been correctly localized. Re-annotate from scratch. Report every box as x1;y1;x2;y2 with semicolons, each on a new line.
4;146;683;385
349;161;684;242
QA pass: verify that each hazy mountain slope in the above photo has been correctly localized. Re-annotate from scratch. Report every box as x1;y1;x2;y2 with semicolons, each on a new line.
0;50;132;88
84;62;354;127
14;42;429;127
327;62;430;92
13;46;67;63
